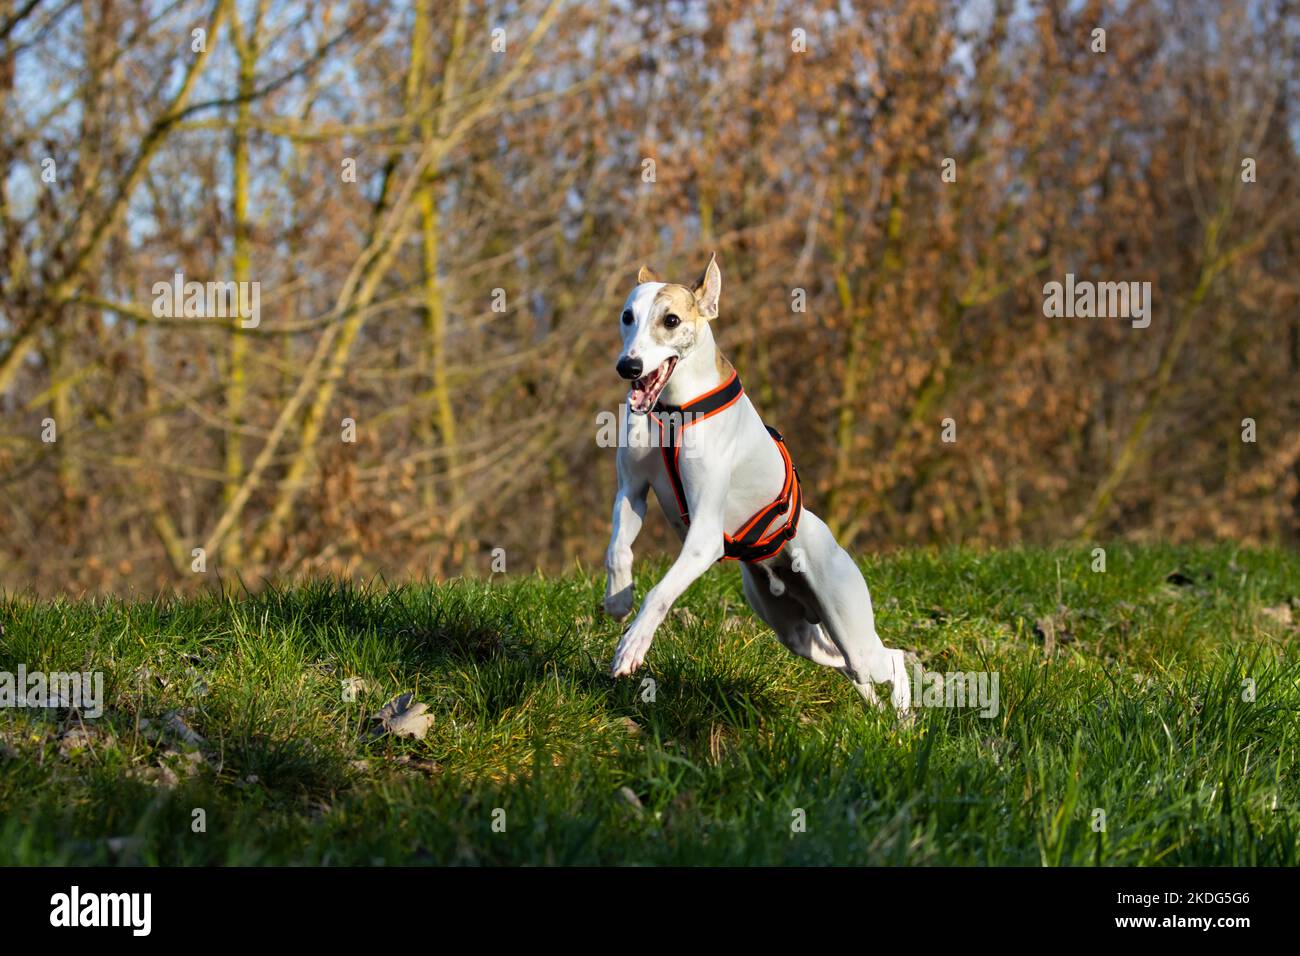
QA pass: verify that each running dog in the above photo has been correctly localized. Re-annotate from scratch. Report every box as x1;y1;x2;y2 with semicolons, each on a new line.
603;254;910;712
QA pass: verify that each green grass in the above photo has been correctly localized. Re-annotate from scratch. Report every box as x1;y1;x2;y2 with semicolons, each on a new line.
1;544;1297;865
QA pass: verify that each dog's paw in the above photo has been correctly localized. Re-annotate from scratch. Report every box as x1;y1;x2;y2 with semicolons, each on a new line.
609;643;643;677
610;618;655;677
603;588;634;621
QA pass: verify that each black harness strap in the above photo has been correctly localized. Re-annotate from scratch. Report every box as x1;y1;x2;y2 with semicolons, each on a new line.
650;372;802;564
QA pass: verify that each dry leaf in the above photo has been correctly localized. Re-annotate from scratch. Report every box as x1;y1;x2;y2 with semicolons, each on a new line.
618;716;643;737
1035;605;1073;655
1260;605;1294;628
370;692;433;740
58;725;103;756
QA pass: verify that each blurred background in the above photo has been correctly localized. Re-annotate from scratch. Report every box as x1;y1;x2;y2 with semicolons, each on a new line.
0;0;1296;595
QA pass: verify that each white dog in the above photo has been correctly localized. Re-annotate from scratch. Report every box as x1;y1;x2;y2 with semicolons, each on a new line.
603;254;910;712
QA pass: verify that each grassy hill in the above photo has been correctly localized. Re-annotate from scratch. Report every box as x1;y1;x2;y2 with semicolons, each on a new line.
1;544;1297;865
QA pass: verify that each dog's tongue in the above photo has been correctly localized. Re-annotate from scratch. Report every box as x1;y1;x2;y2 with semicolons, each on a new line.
626;357;675;414
628;380;654;414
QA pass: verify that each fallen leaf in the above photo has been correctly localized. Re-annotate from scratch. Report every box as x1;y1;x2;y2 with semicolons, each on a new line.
342;676;369;697
393;754;442;775
130;764;179;789
162;747;206;777
138;709;205;749
168;711;206;747
58;725;103;756
1260;605;1294;627
1034;605;1073;655
618;716;643;737
370;692;433;740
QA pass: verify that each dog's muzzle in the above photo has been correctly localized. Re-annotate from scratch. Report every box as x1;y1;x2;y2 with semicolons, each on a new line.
616;356;643;380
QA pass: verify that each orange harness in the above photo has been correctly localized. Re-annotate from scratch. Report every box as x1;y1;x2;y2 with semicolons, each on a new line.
650;371;802;563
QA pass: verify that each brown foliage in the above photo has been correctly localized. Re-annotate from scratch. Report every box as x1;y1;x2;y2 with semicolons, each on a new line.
1;0;1297;595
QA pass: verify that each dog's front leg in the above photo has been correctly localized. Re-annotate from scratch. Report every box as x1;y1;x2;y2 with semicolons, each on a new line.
603;474;648;620
610;483;728;677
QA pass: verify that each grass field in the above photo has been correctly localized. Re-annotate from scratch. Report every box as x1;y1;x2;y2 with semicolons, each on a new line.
1;544;1297;865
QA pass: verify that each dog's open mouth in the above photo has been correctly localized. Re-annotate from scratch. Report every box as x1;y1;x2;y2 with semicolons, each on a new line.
628;357;678;414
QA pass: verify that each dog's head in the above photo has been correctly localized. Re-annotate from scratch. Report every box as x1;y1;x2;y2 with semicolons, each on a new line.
616;253;721;413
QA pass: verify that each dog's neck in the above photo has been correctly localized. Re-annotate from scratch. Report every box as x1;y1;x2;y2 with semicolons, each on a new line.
658;322;735;407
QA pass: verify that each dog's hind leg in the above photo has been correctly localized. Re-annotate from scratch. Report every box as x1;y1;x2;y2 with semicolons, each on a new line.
741;564;853;672
781;511;910;713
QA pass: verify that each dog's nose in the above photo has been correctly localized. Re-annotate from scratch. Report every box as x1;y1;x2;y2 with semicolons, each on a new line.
616;356;643;380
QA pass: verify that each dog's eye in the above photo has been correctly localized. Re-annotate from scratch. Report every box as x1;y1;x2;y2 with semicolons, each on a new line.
664;313;681;329
621;310;633;326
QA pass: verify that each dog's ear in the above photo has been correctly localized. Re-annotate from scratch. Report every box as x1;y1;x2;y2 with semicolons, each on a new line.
637;264;660;284
691;252;721;320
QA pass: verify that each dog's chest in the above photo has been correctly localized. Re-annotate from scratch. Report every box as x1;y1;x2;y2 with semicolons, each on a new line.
626;407;787;537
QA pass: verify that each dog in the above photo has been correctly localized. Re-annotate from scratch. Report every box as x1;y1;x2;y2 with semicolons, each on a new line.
602;253;911;712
